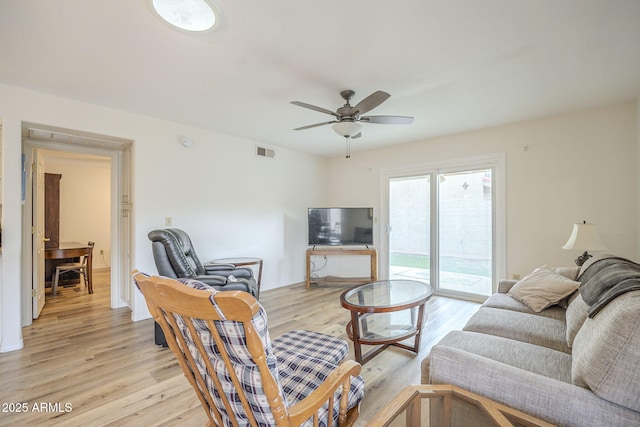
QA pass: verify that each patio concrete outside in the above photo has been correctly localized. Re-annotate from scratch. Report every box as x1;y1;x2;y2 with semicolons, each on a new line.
390;265;492;296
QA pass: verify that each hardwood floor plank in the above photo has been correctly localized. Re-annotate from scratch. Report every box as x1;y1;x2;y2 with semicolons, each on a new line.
0;270;480;426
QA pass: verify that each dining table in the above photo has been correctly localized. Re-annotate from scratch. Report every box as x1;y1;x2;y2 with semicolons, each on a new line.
45;241;94;293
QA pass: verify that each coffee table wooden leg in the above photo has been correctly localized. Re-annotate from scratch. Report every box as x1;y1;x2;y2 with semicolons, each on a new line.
349;312;364;364
412;304;426;352
348;313;391;365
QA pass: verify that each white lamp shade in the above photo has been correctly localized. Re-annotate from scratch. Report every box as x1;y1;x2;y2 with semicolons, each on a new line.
562;222;608;251
332;121;362;137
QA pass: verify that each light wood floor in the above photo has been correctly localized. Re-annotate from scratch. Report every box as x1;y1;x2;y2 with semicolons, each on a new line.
0;270;480;426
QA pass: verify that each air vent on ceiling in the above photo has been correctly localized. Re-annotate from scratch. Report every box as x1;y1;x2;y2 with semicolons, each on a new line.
256;146;275;159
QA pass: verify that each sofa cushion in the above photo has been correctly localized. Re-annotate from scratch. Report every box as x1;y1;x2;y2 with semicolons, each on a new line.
276;350;365;427
428;345;640;427
572;291;640;412
463;307;570;353
481;293;566;320
272;329;348;366
508;267;580;312
565;293;589;347
429;330;573;383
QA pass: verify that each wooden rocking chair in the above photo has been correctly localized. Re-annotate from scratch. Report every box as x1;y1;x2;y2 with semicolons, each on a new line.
133;271;364;426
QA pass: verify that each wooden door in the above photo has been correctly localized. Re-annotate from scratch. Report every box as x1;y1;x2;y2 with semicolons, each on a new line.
33;151;46;318
44;173;61;249
44;173;69;286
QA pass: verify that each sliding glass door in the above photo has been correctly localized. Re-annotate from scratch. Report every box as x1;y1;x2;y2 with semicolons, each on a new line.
386;158;503;300
437;169;492;297
388;176;431;282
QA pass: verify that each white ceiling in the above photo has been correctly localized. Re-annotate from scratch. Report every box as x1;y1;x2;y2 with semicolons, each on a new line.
1;1;639;157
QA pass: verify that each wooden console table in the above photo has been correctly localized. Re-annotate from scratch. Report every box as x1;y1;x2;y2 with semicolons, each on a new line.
306;247;377;289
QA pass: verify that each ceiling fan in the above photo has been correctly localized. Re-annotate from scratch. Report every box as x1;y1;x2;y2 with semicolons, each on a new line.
290;89;414;141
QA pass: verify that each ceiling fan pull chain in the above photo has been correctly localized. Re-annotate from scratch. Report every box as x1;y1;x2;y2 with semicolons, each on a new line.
345;136;351;159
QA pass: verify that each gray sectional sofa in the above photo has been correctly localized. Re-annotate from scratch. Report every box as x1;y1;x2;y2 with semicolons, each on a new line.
422;255;640;426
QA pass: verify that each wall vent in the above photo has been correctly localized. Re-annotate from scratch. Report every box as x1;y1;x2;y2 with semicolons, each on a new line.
256;146;275;158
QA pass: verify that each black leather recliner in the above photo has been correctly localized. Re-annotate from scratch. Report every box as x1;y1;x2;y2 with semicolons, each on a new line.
147;228;257;294
147;228;258;345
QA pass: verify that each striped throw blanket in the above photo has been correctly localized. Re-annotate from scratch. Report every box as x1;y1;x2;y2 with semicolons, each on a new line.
578;256;640;317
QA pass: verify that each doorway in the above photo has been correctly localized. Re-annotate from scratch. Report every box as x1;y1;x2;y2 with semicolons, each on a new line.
21;123;133;325
382;154;505;302
40;151;111;314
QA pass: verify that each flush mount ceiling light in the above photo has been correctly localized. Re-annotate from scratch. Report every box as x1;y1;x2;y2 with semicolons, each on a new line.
151;0;220;32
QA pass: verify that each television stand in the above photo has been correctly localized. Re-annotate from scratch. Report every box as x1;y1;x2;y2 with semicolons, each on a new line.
306;247;378;289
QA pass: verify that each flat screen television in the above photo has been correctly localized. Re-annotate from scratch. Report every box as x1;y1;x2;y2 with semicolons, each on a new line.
308;207;373;246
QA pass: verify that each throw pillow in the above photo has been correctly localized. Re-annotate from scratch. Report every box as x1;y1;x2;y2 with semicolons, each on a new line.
542;265;580;308
509;267;581;312
549;265;580;281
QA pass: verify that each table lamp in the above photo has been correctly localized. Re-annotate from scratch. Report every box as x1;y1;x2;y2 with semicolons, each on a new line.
562;221;608;266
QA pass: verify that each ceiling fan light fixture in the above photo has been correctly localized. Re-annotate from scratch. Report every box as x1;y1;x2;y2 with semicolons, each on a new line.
151;0;220;32
332;121;362;138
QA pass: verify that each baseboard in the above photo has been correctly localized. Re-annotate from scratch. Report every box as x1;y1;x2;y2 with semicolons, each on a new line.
0;338;24;353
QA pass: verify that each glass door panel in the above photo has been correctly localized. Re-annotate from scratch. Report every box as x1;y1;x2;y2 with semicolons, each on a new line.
388;176;431;283
438;169;492;297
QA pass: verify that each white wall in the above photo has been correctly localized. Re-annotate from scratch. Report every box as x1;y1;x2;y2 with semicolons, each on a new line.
43;155;111;269
0;83;328;351
132;121;328;294
1;81;637;352
326;102;638;280
0;118;23;352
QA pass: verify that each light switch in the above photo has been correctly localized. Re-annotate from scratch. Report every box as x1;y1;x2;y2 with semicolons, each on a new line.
165;217;172;226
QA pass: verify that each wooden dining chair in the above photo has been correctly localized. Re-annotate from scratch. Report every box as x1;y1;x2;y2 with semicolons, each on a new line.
133;271;365;427
52;241;95;295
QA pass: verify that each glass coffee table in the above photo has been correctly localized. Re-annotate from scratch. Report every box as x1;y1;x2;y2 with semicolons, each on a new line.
340;280;433;364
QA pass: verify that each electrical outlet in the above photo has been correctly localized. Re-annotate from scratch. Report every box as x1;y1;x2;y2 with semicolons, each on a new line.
513;273;521;280
165;216;173;226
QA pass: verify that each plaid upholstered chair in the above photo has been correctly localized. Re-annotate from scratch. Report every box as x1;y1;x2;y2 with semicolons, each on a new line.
133;272;364;426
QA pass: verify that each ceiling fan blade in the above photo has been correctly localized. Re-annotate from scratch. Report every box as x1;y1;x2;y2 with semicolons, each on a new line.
293;120;337;131
351;132;362;139
353;91;390;115
290;101;340;118
360;115;414;125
